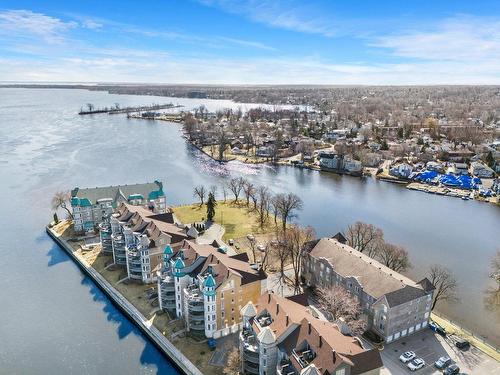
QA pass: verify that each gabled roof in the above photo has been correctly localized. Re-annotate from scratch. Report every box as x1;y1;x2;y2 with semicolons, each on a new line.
254;293;382;375
307;238;429;304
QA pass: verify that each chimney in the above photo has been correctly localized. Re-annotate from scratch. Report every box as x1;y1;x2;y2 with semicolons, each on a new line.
308;322;311;334
319;335;323;348
268;293;271;303
286;315;289;326
332;350;336;363
276;303;280;314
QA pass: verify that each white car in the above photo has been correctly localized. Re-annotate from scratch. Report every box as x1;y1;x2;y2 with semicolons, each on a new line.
407;358;425;371
399;351;416;363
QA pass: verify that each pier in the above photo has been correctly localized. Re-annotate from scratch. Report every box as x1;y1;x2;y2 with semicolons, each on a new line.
78;103;183;115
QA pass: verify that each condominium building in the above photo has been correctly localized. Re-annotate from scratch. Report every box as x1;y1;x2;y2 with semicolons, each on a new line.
157;239;267;339
71;180;167;233
106;203;194;282
239;292;383;375
302;238;435;343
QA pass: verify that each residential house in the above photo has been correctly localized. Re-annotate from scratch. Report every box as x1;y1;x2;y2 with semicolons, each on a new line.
302;238;434;343
239;292;383;375
471;161;495;178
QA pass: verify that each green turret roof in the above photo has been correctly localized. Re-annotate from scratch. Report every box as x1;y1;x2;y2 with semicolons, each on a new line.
174;258;185;269
79;198;92;207
204;274;216;288
163;245;173;254
148;189;165;200
128;193;144;200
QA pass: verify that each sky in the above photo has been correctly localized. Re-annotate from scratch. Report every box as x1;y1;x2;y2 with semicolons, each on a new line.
0;0;499;85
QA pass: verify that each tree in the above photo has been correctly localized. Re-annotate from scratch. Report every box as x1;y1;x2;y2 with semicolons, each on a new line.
206;192;217;222
209;185;218;198
428;265;458;310
86;103;94;112
228;177;244;202
193;185;206;206
282;225;316;294
242;180;255;207
317;286;366;337
221;185;228;202
223;347;241;375
377;242;411;273
345;222;384;256
275;192;303;231
247;236;258;263
51;191;73;219
257;186;271;228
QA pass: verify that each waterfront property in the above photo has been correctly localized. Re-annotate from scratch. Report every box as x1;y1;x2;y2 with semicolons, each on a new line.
71;181;167;233
239;292;383;375
107;203;194;281
157;239;267;339
302;238;435;343
318;151;362;176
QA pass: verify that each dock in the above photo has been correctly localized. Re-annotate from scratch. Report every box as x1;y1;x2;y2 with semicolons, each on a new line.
78;103;183;115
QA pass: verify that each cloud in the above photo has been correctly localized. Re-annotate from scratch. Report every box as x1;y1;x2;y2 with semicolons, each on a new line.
374;16;500;62
0;9;77;43
198;0;338;36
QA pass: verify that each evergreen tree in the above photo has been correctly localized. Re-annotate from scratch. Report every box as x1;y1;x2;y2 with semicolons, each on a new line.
206;192;217;222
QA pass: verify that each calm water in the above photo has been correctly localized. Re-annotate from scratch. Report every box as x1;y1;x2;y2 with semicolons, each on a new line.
0;88;498;373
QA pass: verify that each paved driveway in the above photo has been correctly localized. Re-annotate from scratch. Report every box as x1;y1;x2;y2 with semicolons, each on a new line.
380;329;499;375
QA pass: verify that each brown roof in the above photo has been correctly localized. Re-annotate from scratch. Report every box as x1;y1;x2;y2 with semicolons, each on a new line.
171;239;267;288
254;293;382;375
308;238;425;301
115;203;190;244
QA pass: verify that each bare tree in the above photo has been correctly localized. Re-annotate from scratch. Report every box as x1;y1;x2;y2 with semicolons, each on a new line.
257;186;271;228
209;184;218;198
317;286;366;336
51;191;73;219
346;222;384;256
242;180;255;207
227;177;244;202
223;347;241;375
275;192;303;231
282;225;316;294
377;242;411;273
247;237;258;263
193;185;206;206
428;265;458;310
221;185;228;203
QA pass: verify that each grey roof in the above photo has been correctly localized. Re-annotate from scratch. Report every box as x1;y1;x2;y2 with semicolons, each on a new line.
308;238;428;305
71;181;163;204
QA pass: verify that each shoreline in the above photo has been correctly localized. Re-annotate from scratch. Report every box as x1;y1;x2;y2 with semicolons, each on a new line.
46;224;203;375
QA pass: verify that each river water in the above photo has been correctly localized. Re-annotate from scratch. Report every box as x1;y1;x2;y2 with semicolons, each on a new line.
0;88;498;373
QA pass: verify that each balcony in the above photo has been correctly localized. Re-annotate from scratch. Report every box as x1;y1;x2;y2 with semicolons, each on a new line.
243;361;259;375
277;359;298;375
292;346;316;369
255;312;273;330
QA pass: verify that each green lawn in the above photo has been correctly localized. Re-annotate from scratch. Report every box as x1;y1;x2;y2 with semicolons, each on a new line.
172;200;278;240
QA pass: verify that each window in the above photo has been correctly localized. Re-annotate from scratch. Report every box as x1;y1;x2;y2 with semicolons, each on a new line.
336;369;346;375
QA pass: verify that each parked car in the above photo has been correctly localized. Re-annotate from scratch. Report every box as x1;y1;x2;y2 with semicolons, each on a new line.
455;339;470;350
228;239;234;245
257;244;266;252
429;321;447;337
408;358;425;371
434;356;452;369
399;351;416;363
444;364;460;375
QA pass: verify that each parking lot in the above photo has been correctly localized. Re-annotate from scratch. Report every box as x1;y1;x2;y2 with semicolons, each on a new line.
379;329;500;375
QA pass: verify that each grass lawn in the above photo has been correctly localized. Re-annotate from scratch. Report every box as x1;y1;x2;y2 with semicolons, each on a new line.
172;200;279;241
